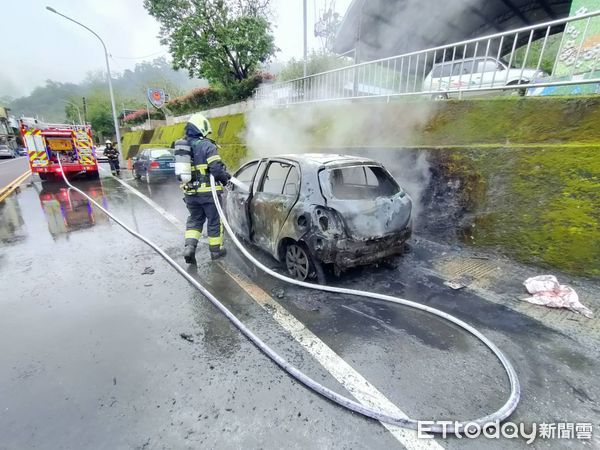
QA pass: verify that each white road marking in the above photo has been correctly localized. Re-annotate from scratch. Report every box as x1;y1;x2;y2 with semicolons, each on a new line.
104;170;444;449
100;168;184;230
220;264;444;450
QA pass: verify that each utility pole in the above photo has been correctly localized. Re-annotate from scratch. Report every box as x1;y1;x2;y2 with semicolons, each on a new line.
303;0;308;77
82;97;87;124
47;6;122;150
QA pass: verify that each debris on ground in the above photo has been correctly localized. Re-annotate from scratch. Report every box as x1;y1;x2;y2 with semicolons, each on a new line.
179;333;195;343
523;275;594;318
271;288;285;299
444;274;474;290
141;267;155;275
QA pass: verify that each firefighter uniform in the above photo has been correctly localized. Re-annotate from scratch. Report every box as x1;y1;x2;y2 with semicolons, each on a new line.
177;113;230;264
104;140;120;175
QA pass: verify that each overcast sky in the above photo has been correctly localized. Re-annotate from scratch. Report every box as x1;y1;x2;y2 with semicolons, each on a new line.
1;0;353;98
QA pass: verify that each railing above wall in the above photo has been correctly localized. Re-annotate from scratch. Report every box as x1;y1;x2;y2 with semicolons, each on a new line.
256;9;600;105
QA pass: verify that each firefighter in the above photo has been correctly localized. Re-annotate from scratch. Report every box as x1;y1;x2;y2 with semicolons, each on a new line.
175;113;231;264
104;140;120;176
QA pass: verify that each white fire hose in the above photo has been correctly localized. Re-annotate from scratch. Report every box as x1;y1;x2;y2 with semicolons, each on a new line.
54;156;520;433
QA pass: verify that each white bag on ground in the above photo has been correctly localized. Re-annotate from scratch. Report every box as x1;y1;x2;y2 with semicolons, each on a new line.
523;275;593;318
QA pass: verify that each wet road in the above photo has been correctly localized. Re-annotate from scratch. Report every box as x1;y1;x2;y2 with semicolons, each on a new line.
1;169;599;449
0;156;29;190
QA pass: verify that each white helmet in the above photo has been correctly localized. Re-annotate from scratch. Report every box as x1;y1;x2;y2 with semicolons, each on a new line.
187;113;212;137
105;140;113;144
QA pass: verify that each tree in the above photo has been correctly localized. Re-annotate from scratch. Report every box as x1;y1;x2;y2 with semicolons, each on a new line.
279;51;351;82
144;0;276;86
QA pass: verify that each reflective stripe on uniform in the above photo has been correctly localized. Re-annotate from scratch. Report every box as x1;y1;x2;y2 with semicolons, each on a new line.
194;185;222;193
208;235;223;246
207;155;221;164
185;229;201;240
192;163;208;173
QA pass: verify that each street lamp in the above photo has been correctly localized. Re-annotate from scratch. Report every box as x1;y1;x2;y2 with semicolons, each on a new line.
61;99;82;124
46;6;121;151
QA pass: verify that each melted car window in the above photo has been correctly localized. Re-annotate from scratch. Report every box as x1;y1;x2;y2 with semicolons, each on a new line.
283;166;300;196
325;165;399;200
261;162;292;194
233;162;258;191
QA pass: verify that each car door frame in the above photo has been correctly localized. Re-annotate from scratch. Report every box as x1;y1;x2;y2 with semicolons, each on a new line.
225;159;262;240
249;158;301;257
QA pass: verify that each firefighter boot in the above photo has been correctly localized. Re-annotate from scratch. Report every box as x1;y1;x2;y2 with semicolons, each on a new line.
210;245;227;261
183;240;197;265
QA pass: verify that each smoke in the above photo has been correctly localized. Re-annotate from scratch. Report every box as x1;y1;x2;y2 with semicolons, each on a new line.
240;0;487;229
243;99;434;228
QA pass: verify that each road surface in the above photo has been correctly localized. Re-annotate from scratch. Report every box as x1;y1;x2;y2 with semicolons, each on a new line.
0;166;598;449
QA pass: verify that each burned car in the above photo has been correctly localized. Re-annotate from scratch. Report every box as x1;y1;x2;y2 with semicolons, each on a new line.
224;154;412;281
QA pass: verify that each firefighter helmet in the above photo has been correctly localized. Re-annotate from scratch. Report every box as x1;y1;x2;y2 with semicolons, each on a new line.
105;140;113;144
187;113;212;137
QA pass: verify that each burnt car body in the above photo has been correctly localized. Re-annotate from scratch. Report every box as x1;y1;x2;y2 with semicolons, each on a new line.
224;154;412;280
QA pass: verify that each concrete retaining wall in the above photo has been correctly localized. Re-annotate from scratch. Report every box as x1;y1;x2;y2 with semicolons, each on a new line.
121;96;600;277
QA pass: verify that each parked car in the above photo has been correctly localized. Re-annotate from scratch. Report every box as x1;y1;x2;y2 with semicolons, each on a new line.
17;147;28;156
95;145;108;162
132;148;175;183
423;57;545;97
224;154;412;281
0;144;16;159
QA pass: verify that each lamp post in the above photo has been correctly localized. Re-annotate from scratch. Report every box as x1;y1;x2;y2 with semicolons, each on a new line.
61;99;82;124
46;6;121;151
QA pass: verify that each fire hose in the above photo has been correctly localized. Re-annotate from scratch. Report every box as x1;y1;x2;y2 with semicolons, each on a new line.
55;157;520;433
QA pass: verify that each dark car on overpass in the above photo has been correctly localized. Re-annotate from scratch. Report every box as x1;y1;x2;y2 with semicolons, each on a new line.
224;153;412;281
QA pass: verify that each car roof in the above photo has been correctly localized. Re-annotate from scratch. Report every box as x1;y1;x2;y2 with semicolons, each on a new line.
269;153;378;167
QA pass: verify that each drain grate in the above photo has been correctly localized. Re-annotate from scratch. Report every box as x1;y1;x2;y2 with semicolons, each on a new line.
435;257;500;289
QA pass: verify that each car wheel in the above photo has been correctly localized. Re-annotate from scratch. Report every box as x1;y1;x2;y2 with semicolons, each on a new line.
285;243;313;281
507;80;529;96
133;169;142;180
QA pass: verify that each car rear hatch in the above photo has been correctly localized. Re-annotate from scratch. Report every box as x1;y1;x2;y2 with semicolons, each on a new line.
318;164;412;240
149;149;175;171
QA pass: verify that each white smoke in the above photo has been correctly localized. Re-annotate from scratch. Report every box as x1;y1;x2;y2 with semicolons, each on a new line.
243;100;434;227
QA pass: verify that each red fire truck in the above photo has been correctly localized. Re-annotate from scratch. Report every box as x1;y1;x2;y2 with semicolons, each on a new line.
19;119;99;181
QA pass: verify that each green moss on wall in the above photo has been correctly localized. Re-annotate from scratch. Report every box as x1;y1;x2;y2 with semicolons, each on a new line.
121;113;247;168
120;98;600;276
428;146;600;277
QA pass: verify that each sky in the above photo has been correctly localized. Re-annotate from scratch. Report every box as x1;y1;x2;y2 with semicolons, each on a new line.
0;0;353;99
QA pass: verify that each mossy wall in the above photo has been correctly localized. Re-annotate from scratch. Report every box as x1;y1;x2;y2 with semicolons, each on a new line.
121;114;247;170
120;97;600;277
422;147;600;277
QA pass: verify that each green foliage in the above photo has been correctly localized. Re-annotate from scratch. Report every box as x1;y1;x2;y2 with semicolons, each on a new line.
512;33;563;74
279;51;351;81
144;0;276;86
8;57;206;123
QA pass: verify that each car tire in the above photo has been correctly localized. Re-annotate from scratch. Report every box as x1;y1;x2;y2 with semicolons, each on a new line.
284;242;325;283
507;80;529;96
133;169;142;180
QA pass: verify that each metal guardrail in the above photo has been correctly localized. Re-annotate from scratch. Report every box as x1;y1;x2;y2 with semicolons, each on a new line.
256;10;600;104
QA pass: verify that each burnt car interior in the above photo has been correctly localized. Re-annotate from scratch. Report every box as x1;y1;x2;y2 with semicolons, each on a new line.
325;165;400;200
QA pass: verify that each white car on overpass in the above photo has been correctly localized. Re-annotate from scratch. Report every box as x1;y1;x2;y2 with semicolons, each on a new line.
424;56;545;97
